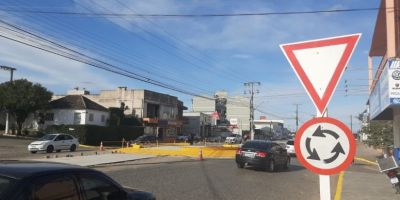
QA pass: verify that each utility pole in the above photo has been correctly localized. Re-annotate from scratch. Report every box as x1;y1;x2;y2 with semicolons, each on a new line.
244;82;260;140
350;114;353;134
294;104;301;132
1;66;16;135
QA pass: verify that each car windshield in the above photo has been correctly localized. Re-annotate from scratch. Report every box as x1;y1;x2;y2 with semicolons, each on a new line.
38;134;57;141
242;141;270;150
0;176;16;198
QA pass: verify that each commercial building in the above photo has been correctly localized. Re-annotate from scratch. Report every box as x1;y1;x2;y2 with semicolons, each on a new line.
182;112;211;137
55;87;187;140
368;0;400;147
254;119;285;139
192;91;250;133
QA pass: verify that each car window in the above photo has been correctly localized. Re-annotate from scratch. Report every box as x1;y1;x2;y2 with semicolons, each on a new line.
38;134;57;141
78;174;123;200
55;135;65;141
31;175;79;200
0;176;16;197
64;135;73;140
242;141;270;150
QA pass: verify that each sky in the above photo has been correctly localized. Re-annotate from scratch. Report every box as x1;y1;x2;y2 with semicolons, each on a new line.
0;0;381;132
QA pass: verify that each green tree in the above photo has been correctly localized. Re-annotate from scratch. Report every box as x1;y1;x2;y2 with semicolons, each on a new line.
361;120;393;152
0;79;52;135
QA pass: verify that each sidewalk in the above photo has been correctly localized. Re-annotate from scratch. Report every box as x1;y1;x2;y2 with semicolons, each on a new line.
30;153;155;166
339;142;400;200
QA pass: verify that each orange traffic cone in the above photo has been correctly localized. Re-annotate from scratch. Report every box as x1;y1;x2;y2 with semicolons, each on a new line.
99;141;104;151
199;148;204;161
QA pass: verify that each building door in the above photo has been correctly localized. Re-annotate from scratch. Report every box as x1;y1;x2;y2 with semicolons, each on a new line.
73;113;81;125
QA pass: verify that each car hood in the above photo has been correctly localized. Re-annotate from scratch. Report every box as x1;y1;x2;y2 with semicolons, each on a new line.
30;141;50;145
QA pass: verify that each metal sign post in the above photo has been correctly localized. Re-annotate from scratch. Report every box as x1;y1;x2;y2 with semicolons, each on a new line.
280;34;361;200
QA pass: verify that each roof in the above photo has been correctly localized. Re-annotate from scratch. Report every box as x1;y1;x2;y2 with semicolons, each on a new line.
0;161;94;179
49;95;108;112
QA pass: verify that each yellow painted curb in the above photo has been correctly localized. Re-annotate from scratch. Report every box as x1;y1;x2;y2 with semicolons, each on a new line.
334;171;345;200
117;146;237;158
355;157;378;166
79;144;97;148
222;144;240;148
131;144;142;149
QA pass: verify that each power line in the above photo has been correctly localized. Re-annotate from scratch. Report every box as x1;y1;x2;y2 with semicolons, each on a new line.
0;7;388;18
0;19;215;100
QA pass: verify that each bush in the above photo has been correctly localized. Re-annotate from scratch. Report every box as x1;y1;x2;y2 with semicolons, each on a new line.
45;125;144;145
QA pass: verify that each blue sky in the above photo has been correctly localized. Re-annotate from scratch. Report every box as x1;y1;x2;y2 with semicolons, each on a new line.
0;0;381;131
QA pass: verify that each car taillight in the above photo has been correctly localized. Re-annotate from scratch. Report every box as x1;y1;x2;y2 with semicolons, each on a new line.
256;151;267;157
236;148;242;155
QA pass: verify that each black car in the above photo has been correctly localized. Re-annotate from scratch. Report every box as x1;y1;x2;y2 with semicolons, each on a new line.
0;161;155;200
235;140;290;172
134;135;157;144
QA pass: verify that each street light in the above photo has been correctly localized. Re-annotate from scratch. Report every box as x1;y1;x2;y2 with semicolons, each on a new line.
1;66;16;135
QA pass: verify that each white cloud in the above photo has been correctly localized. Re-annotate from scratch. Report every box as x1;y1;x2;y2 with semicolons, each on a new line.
0;37;116;92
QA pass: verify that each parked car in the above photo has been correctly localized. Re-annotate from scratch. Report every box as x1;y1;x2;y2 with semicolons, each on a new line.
28;133;79;154
134;135;157;144
207;136;223;143
286;140;296;156
0;161;155;200
225;134;242;144
235;140;290;172
176;135;189;142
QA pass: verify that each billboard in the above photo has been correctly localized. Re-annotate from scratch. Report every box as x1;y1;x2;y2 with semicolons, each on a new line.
370;59;400;119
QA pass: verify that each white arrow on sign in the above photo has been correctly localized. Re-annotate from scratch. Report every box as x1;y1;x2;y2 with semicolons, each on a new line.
280;34;361;115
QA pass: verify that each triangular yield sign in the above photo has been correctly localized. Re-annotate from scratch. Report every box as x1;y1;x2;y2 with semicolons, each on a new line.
280;34;361;115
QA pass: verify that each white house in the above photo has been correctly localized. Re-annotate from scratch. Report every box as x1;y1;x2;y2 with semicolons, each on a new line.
44;95;109;127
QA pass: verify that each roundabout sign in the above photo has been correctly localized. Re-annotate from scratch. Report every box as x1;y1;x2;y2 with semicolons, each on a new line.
295;117;356;175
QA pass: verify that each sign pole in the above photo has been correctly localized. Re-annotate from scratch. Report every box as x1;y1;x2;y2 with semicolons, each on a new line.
317;110;331;200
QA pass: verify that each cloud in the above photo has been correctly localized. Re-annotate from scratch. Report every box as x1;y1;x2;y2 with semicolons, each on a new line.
0;37;116;93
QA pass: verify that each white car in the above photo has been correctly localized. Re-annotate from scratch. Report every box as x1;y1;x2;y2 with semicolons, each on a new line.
225;134;242;144
286;140;295;156
28;134;79;154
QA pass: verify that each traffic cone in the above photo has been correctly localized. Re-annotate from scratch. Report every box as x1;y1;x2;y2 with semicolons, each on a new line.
198;148;204;161
99;141;104;151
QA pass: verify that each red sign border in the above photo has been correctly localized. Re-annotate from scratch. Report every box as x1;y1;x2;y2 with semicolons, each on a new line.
281;34;361;114
294;117;356;175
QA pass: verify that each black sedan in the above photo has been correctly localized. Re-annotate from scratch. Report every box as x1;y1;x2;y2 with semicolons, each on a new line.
0;161;155;200
235;140;290;172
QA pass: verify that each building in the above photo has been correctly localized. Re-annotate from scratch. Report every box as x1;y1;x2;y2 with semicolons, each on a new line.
254;119;285;139
368;0;400;147
57;87;187;140
192;91;250;133
182;112;211;137
44;95;109;127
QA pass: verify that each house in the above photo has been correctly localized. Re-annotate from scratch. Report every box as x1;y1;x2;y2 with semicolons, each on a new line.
44;95;109;127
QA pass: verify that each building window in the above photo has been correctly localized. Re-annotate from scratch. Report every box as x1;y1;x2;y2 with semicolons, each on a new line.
89;113;94;122
101;115;105;122
74;113;81;124
44;113;54;121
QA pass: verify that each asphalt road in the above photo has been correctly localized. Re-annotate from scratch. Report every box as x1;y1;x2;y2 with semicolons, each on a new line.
98;158;328;200
0;136;97;159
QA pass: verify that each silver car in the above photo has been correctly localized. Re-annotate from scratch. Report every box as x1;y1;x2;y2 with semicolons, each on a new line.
28;133;79;154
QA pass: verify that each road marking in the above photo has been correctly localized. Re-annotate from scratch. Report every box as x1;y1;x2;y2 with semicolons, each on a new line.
334;171;345;200
355;157;378;166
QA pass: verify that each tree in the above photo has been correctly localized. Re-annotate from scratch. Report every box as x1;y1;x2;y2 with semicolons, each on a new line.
0;79;52;135
361;120;393;153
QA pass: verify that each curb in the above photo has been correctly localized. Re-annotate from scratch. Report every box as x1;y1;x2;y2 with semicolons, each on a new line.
354;157;378;166
79;144;98;148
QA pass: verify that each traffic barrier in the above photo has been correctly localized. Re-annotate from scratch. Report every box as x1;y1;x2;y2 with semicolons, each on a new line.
99;141;104;151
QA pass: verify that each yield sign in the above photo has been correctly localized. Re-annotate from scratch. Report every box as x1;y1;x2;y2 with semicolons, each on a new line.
280;34;361;114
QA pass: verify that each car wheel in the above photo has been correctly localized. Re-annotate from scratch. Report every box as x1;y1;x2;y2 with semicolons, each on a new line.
56;150;61;153
283;157;290;170
46;145;54;153
70;144;76;152
267;160;275;172
237;162;245;169
30;151;37;154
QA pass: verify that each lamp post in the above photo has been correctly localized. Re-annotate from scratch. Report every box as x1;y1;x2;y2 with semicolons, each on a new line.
1;66;16;135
